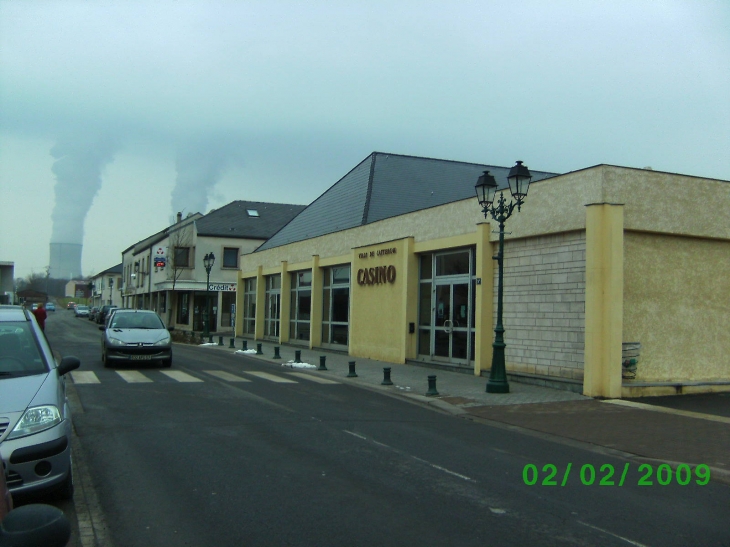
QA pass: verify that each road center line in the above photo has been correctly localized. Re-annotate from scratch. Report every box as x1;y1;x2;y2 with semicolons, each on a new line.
578;521;651;547
342;430;474;482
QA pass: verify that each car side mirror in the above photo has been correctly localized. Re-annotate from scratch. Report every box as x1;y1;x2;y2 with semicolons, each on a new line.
0;503;71;547
56;356;80;376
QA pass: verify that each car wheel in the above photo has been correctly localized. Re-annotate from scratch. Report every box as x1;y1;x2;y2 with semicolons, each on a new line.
162;358;172;368
101;348;109;367
54;464;74;501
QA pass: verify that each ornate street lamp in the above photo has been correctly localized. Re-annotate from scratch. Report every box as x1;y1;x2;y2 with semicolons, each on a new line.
202;252;215;340
475;161;532;393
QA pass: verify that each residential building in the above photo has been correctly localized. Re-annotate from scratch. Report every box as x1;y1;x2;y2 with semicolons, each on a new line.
89;264;123;309
122;201;305;333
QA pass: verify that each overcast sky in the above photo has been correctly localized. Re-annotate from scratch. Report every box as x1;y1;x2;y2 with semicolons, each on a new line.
1;0;728;279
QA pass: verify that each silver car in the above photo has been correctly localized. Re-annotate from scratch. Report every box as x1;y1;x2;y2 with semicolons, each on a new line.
100;309;173;367
0;305;79;500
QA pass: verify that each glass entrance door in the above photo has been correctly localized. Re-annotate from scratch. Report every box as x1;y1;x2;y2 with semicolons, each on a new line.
433;282;470;363
418;249;474;367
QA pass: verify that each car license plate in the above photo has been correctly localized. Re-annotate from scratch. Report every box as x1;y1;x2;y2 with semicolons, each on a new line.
130;355;152;360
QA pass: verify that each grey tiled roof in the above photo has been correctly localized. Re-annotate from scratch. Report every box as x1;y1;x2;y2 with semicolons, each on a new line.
257;152;558;251
195;201;307;240
98;263;122;275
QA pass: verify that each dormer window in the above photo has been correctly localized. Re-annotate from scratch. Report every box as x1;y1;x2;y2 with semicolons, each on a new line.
247;209;259;217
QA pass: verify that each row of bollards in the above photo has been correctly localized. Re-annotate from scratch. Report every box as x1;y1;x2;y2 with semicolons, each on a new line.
226;340;440;396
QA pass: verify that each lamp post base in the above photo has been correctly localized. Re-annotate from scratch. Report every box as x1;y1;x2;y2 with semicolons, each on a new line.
486;380;510;394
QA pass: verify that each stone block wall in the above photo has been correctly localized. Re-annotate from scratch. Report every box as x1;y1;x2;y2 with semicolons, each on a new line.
496;231;586;380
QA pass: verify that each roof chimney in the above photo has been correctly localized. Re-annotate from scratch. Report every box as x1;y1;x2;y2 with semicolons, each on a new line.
177;212;182;223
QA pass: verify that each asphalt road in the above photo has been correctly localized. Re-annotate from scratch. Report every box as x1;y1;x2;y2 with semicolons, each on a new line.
40;309;730;547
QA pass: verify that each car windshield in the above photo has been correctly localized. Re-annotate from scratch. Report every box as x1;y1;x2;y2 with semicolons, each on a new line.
110;314;164;329
0;322;48;376
77;306;89;311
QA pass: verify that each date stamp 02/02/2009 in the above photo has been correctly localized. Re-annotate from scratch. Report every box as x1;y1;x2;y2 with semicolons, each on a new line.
522;463;711;487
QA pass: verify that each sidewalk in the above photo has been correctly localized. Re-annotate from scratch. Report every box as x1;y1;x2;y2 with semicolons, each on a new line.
203;338;730;484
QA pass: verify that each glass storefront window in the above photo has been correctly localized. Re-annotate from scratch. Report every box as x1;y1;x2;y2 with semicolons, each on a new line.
177;293;189;324
290;271;312;343
243;277;256;335
265;274;281;339
322;265;350;347
435;251;470;277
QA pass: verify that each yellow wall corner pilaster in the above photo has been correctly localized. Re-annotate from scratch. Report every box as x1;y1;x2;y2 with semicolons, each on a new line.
402;238;418;361
235;271;244;338
279;261;290;344
254;265;265;340
310;255;323;349
584;203;624;398
474;222;494;376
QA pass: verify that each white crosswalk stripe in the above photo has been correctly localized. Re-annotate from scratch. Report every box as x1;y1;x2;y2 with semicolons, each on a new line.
71;371;100;384
160;370;203;383
116;370;153;383
286;372;340;384
72;369;339;385
242;371;298;383
203;370;251;382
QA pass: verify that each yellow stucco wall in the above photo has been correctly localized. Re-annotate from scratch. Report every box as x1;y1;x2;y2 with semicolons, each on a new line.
583;204;624;398
623;232;730;381
349;239;413;363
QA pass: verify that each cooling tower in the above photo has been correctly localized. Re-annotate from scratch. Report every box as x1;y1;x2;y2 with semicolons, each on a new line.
49;243;83;279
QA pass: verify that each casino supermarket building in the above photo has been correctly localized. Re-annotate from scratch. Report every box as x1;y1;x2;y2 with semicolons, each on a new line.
236;152;730;398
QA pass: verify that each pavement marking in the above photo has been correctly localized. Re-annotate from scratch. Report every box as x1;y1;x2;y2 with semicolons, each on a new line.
343;430;475;482
286;372;340;384
243;371;298;383
160;370;204;382
116;370;153;383
602;399;730;424
71;371;100;384
204;370;252;382
578;521;650;547
411;455;475;482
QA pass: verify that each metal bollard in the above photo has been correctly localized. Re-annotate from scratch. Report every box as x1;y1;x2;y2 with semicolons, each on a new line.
381;367;393;386
218;336;224;346
426;375;439;396
229;338;235;348
256;343;263;355
347;361;358;378
318;356;327;371
294;350;302;363
242;340;248;351
273;346;281;359
208;335;214;344
200;333;207;344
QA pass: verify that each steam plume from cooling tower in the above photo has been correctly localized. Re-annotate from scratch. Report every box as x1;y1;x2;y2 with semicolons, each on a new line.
170;137;240;222
48;134;117;279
